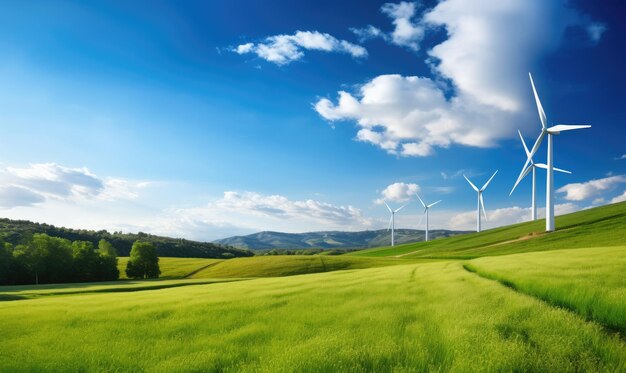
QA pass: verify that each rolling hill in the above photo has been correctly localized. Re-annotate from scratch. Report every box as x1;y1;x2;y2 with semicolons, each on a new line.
214;228;470;250
0;217;253;258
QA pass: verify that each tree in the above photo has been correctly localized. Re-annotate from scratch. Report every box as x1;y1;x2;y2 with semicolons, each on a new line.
0;239;12;284
96;239;119;281
72;241;98;282
126;241;160;279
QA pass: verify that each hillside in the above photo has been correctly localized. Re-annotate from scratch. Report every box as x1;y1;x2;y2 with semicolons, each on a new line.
350;201;626;259
214;228;469;250
0;218;252;259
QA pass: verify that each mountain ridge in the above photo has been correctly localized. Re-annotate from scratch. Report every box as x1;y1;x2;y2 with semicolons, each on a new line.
214;229;470;250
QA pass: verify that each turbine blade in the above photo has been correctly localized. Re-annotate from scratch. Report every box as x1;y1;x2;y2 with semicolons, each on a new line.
511;131;545;195
535;163;572;174
387;215;393;231
464;175;479;192
481;170;498;191
427;200;442;208
518;130;531;157
547;124;591;134
417;212;425;227
384;201;392;213
395;203;408;213
480;194;487;221
529;72;547;129
415;193;426;208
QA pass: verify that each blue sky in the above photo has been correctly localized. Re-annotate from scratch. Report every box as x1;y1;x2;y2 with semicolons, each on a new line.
0;0;624;240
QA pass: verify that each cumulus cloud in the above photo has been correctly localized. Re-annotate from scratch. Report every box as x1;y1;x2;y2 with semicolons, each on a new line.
233;30;367;65
556;175;626;201
318;0;601;156
448;203;579;231
375;182;420;204
351;1;425;51
154;191;374;240
0;163;147;209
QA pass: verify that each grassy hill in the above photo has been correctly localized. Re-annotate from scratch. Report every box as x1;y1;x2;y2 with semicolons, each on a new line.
0;202;625;371
215;228;469;250
0;217;252;258
349;201;626;258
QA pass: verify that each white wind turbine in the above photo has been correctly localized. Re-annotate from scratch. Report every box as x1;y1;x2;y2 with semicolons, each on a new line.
512;73;590;231
511;130;571;221
415;193;442;242
464;171;498;233
384;201;408;246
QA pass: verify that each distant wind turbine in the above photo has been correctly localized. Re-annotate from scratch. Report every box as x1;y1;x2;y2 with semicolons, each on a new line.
384;201;408;246
464;171;498;233
512;73;590;231
511;130;571;221
415;193;441;241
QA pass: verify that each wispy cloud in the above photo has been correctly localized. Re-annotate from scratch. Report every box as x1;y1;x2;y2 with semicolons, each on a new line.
556;175;626;201
351;1;425;51
0;163;148;208
233;30;367;65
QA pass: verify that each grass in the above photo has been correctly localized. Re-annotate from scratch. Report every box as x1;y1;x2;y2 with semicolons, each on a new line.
0;261;624;371
117;257;223;279
0;278;244;301
350;201;626;259
466;246;626;334
188;255;427;278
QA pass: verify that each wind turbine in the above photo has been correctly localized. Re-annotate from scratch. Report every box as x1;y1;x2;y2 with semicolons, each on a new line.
512;73;590;231
464;171;498;232
511;130;571;221
415;193;441;241
384;201;408;246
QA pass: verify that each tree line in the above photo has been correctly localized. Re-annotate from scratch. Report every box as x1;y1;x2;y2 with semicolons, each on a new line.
0;218;253;258
0;234;161;285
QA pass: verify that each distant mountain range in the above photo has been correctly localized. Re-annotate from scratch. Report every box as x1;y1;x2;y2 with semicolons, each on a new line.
214;229;470;250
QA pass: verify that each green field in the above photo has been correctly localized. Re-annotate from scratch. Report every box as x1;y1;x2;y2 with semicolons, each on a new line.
0;202;625;371
117;257;224;279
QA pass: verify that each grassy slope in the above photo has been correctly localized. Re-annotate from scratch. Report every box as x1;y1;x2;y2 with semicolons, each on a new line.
188;255;424;278
466;246;626;334
117;257;223;279
350;202;626;259
1;261;625;372
0;278;244;301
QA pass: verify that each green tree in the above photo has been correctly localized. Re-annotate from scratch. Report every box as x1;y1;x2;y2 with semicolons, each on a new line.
96;239;119;281
125;241;160;279
0;239;12;284
23;234;73;284
72;241;99;282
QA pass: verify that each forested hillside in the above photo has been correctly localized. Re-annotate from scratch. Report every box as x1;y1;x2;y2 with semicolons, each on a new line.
0;218;252;258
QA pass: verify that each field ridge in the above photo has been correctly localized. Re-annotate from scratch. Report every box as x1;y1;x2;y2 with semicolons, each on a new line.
463;255;626;340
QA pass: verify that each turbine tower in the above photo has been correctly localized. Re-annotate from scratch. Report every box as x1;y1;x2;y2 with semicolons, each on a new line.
384;201;407;246
511;130;571;220
415;193;442;241
512;73;590;231
464;171;498;232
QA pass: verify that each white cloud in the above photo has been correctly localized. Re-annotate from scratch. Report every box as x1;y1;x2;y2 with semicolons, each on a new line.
0;163;147;208
375;182;420;204
351;1;425;51
382;1;425;51
556;175;626;201
448;203;579;231
611;191;626;204
615;154;626;160
233;30;367;65
587;22;607;44
317;0;599;157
